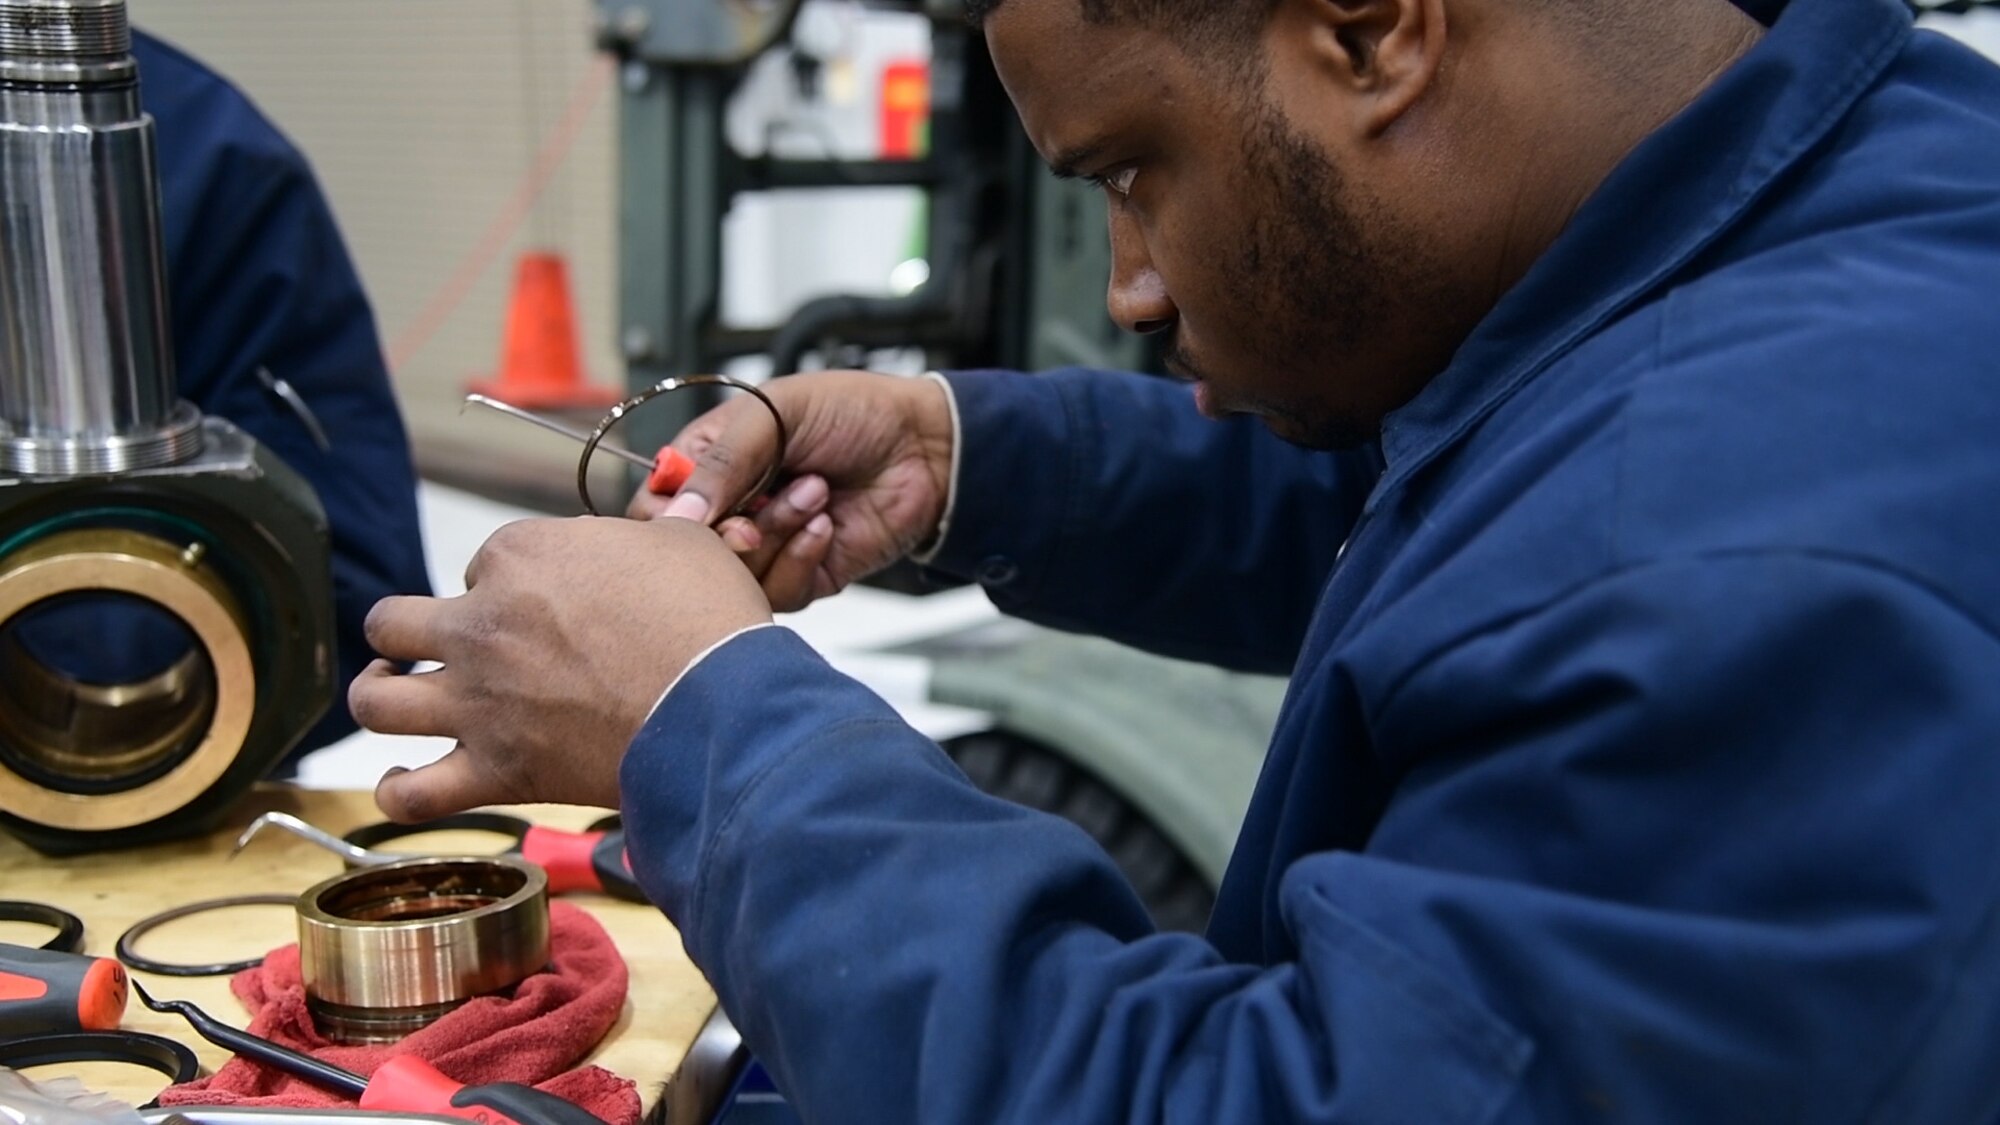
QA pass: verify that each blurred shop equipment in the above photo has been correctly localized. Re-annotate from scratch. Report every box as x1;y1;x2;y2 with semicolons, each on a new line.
0;0;334;854
876;59;928;159
594;0;1163;448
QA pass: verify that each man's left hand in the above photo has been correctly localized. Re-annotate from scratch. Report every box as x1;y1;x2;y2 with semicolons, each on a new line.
349;516;772;820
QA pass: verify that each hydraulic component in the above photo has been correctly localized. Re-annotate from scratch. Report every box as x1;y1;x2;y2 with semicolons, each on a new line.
296;856;551;1044
0;0;334;853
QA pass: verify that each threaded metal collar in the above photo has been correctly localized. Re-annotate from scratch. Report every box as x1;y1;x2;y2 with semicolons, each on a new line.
0;1;133;84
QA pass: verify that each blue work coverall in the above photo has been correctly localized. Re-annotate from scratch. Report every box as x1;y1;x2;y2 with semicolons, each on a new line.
621;0;2000;1118
137;32;430;754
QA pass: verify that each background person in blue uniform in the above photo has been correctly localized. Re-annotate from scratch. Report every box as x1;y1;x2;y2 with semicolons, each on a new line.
54;32;431;758
354;0;2000;1119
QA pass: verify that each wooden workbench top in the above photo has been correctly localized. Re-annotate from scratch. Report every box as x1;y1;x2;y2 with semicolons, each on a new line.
0;786;716;1113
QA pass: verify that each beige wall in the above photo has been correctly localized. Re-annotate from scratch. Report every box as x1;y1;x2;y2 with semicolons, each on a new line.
129;0;624;484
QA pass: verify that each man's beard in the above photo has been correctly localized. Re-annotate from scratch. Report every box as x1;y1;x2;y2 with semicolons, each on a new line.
1191;99;1425;451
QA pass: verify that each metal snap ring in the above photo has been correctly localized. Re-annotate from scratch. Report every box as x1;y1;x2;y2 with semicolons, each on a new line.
576;375;788;517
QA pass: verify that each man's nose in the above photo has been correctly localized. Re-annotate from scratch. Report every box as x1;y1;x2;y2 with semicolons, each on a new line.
1106;211;1177;336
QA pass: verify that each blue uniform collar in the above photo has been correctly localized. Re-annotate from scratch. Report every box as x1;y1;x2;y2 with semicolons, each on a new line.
1370;0;1913;508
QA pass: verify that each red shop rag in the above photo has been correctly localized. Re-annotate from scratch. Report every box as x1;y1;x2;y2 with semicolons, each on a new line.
156;900;642;1125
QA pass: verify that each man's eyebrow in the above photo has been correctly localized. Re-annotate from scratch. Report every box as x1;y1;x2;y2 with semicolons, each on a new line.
1047;140;1107;181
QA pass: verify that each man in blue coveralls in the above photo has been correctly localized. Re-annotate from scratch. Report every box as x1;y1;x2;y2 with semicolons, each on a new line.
138;31;430;756
354;0;2000;1118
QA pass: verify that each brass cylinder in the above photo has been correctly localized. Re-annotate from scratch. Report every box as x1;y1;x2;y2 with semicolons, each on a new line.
296;856;551;1043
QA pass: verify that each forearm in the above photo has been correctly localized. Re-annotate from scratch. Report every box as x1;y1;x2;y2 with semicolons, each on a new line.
621;554;2000;1124
923;368;1377;673
619;628;1516;1124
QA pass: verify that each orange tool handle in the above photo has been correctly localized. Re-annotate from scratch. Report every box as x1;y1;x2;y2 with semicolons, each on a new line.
362;1055;606;1125
644;446;770;514
644;447;697;495
0;941;127;1035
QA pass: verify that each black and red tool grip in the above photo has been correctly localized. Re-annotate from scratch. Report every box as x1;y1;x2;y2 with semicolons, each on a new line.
0;941;128;1036
361;1055;607;1125
518;826;643;903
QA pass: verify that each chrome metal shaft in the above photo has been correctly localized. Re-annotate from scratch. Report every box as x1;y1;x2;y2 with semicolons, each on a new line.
0;0;201;475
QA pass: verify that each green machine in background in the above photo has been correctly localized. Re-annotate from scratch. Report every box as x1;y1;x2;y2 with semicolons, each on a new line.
594;0;1155;440
591;0;1273;931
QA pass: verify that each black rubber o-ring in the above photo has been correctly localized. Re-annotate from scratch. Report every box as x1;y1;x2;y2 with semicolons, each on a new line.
344;811;531;854
116;893;296;977
0;1030;201;1088
0;899;85;953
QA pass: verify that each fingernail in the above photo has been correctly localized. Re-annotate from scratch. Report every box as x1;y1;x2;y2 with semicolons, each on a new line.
661;492;711;524
790;514;832;557
786;475;828;512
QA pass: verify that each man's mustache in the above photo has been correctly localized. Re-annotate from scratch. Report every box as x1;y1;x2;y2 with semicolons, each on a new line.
1161;334;1212;384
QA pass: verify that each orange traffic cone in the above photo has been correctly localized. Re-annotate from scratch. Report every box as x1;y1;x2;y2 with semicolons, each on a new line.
467;252;623;409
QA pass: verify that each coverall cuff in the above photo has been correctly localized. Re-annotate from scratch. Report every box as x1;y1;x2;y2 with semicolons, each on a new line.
640;620;782;724
917;369;1084;609
617;624;911;931
908;371;960;566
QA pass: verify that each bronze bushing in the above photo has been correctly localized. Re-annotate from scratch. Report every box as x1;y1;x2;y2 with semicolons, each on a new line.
296;855;550;1043
0;528;254;832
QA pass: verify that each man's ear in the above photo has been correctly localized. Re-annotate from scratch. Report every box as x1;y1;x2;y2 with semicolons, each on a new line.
1302;0;1446;134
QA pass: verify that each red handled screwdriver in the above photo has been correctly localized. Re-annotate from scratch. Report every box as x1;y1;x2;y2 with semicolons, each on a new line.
134;983;605;1125
0;941;128;1036
517;824;642;902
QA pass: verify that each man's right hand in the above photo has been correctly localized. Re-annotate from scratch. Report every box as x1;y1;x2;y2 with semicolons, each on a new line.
629;370;954;612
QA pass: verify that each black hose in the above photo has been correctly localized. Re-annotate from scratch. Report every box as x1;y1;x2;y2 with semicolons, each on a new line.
766;290;955;376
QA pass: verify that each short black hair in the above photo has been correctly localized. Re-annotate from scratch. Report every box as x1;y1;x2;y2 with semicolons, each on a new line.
965;0;1278;46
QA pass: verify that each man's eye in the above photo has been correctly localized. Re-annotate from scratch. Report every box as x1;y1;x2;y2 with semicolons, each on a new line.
1089;166;1139;198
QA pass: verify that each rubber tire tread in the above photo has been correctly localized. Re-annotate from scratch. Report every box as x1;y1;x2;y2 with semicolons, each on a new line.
942;731;1214;933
